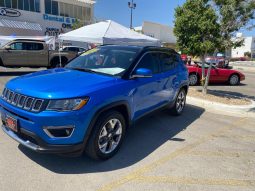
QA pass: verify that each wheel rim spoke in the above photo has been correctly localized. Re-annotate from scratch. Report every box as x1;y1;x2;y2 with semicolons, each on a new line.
98;118;122;154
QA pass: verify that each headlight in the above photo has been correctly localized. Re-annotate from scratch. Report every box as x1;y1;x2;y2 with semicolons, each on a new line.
46;98;89;111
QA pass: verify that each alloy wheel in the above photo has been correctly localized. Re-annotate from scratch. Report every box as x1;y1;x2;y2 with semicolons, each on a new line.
176;90;186;113
189;74;198;85
98;118;122;154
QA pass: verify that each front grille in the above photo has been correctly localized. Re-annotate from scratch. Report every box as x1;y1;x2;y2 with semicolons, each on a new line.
1;88;44;112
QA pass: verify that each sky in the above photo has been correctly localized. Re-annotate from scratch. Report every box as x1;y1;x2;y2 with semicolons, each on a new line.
94;0;255;37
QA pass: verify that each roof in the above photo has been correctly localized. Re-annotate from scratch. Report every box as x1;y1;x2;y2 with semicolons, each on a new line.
59;20;161;46
0;19;42;31
76;0;95;3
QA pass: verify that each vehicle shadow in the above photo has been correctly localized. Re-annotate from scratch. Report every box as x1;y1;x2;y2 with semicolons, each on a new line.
19;104;205;174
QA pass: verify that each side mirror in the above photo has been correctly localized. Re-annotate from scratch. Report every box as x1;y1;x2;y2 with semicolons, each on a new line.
131;68;153;78
4;45;11;50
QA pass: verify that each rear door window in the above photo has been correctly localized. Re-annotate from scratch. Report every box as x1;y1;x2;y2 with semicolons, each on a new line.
24;43;44;51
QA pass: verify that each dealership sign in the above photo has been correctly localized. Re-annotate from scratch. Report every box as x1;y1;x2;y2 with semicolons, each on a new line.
43;14;76;29
0;8;21;17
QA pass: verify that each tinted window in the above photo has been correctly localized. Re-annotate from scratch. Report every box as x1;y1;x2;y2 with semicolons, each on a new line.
35;0;40;12
29;0;35;11
159;53;179;72
52;0;58;15
24;0;29;10
12;0;17;9
18;0;23;9
45;0;51;14
136;53;160;74
79;48;85;52
10;43;24;50
68;47;79;52
5;0;11;7
24;43;44;50
0;0;4;7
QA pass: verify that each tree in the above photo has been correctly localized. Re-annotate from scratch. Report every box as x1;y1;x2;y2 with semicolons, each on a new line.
174;0;255;94
212;0;255;52
174;0;221;93
72;19;85;30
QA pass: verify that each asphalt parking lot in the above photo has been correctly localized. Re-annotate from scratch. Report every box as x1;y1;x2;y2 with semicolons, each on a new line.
0;68;255;191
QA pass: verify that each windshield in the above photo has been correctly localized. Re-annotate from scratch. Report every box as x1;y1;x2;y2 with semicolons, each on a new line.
194;62;217;69
65;46;140;76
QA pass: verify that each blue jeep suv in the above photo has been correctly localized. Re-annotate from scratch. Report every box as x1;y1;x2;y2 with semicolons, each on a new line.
0;45;189;160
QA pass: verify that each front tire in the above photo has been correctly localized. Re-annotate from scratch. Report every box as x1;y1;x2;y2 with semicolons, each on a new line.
170;89;187;116
229;74;240;86
189;73;199;86
85;111;126;160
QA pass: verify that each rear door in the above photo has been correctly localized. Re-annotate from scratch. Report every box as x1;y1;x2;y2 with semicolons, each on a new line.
25;42;48;67
158;52;181;102
2;42;27;66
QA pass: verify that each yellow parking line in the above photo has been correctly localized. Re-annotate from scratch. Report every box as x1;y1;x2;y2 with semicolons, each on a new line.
135;176;255;187
188;150;255;158
97;118;247;191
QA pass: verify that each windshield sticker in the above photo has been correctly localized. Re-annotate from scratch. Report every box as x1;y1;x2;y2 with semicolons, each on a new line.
81;48;99;56
91;68;125;75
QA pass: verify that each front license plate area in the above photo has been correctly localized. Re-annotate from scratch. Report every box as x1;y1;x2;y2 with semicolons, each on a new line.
5;115;18;133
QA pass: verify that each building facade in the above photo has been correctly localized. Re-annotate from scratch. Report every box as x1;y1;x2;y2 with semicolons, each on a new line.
232;36;255;59
0;0;95;36
135;21;177;48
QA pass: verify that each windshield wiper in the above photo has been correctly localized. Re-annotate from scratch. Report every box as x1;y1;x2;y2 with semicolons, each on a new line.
67;67;97;73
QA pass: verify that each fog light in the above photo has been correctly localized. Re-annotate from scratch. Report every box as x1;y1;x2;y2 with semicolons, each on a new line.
43;125;75;138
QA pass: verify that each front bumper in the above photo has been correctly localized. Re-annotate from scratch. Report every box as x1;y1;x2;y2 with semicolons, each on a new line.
0;97;96;154
2;124;84;154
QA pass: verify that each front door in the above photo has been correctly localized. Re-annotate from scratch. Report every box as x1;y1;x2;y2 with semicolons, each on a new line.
2;42;27;66
132;52;163;119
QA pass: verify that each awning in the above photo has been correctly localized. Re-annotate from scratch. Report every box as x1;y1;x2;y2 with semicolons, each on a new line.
0;19;42;31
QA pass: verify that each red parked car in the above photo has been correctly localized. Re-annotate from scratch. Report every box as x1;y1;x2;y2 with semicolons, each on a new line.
187;63;245;86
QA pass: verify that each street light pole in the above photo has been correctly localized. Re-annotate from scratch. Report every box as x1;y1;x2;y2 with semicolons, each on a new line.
128;0;136;29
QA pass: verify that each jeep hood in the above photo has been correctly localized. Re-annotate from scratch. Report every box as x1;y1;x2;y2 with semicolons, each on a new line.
6;68;119;99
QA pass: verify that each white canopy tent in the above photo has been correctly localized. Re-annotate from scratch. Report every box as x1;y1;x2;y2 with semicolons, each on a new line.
58;20;161;46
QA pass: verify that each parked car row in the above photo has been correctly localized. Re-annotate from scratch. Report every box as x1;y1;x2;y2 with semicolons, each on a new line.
0;39;85;69
187;62;245;86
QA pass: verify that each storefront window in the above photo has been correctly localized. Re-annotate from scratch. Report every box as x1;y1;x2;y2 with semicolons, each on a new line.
12;0;17;8
59;2;65;17
24;0;29;11
35;0;39;12
18;0;23;9
5;0;11;8
29;0;34;11
45;0;59;16
0;0;5;7
45;0;51;14
52;0;58;15
1;0;40;12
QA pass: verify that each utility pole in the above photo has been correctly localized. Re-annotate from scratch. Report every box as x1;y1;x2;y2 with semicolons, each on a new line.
128;0;136;29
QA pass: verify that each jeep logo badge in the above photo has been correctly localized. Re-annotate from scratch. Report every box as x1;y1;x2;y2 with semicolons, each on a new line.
0;8;21;17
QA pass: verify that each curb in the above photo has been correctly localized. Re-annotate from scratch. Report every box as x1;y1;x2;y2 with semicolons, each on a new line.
187;96;255;118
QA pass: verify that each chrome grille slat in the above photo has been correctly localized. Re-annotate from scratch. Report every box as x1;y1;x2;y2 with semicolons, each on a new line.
1;88;43;112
